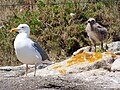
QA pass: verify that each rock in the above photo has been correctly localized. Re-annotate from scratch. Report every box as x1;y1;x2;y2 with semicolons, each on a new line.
111;57;120;71
37;64;48;69
1;42;120;90
73;41;120;55
28;52;116;76
113;51;120;55
0;64;35;77
73;46;91;55
1;69;120;90
107;41;120;52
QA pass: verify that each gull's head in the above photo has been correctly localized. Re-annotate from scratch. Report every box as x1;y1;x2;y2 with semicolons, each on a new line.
10;24;30;35
87;18;96;25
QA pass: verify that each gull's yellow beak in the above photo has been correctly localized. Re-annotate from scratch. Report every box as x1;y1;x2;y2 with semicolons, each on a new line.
10;28;19;32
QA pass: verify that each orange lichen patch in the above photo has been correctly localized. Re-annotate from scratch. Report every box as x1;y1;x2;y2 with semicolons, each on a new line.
72;52;91;60
88;57;96;63
77;58;85;62
104;52;116;57
67;52;92;66
94;52;103;59
52;65;62;70
72;52;92;61
67;59;79;67
82;52;93;60
71;52;103;63
53;52;105;72
88;52;103;63
67;53;90;67
58;69;66;74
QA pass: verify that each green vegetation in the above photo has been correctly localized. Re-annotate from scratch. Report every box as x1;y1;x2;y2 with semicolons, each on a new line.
0;0;119;65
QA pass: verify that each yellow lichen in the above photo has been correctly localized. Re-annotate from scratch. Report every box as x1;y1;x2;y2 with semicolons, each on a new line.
94;52;102;59
77;58;85;62
88;57;96;63
67;59;78;66
84;53;93;60
52;65;62;70
58;69;66;74
104;52;116;57
71;52;103;63
67;52;93;66
88;52;102;63
53;52;116;74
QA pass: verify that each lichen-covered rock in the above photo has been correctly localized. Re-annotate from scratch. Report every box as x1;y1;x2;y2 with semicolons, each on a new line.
28;52;116;76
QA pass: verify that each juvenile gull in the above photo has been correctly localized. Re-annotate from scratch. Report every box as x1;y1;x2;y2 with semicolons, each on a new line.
86;18;108;52
10;24;51;76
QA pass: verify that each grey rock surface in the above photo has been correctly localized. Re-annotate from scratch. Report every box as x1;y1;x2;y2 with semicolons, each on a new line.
0;65;35;77
0;69;120;90
111;57;120;71
73;41;120;55
107;41;120;52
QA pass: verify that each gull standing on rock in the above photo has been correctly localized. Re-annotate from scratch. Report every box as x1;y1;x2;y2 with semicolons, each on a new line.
10;24;51;76
86;18;108;52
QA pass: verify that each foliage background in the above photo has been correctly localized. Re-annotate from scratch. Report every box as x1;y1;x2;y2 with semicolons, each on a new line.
0;0;119;65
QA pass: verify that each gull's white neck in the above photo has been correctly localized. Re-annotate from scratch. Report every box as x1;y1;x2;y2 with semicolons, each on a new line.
14;33;29;45
17;32;29;38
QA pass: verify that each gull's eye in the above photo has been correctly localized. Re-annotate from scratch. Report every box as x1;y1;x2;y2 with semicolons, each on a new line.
21;27;24;28
88;21;91;23
91;20;95;22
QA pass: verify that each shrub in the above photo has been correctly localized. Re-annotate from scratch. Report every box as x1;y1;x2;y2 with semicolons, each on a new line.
0;0;119;65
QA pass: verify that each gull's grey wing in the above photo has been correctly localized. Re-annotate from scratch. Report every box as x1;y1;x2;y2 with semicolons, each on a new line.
93;23;108;40
32;42;49;61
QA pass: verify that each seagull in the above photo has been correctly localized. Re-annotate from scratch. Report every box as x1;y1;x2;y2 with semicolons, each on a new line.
86;18;108;52
10;24;51;76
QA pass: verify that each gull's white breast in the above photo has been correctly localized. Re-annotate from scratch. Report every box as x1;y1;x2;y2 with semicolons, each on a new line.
14;34;42;65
